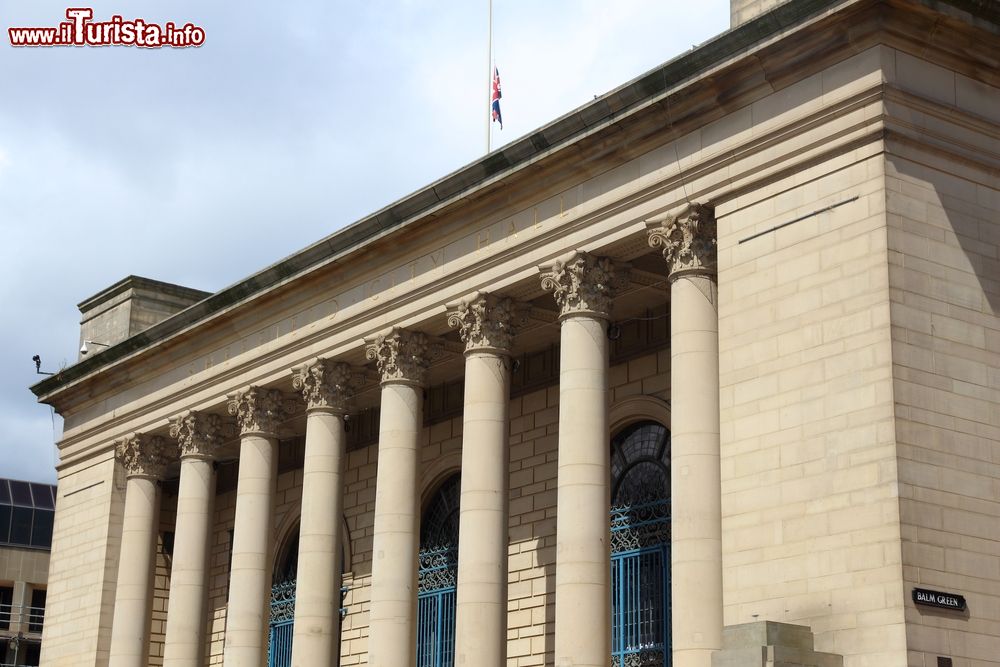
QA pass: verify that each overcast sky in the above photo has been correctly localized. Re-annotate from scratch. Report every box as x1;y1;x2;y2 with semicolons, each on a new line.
1;0;729;484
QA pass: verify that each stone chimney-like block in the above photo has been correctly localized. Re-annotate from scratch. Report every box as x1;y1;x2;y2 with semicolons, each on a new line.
731;0;792;27
78;276;210;358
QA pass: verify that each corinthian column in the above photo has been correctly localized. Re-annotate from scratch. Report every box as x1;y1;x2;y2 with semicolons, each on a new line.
446;293;521;667
289;359;360;667
163;411;224;667
647;202;722;667
223;386;288;667
109;433;169;667
364;328;432;667
540;251;629;667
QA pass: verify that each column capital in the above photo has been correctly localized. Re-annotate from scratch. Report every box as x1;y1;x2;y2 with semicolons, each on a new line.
364;327;436;387
292;358;363;414
446;292;526;355
539;250;629;320
168;411;226;461
115;433;170;480
226;386;289;438
646;201;717;281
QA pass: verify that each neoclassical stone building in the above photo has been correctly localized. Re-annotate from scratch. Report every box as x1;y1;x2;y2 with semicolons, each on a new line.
30;0;999;666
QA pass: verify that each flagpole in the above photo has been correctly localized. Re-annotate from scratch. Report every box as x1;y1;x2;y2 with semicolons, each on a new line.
487;0;492;153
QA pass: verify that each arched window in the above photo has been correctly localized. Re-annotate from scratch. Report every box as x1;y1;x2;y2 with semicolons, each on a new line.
268;530;299;667
610;421;671;667
417;474;460;667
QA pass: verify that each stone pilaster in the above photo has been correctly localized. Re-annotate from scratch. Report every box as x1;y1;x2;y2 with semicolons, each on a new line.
364;328;431;667
223;387;288;667
446;294;521;667
289;359;360;667
109;433;169;667
540;251;628;667
163;412;224;666
647;202;722;667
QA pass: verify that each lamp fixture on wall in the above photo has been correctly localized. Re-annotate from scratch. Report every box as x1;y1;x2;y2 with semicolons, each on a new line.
80;340;110;355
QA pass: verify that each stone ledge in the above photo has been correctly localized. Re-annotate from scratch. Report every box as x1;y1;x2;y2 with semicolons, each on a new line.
713;621;843;667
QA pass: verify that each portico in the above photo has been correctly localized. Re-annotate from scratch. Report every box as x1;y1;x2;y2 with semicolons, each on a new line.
95;215;721;667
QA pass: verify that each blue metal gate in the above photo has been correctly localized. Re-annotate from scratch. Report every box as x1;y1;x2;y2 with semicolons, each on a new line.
268;579;296;667
611;497;671;667
416;545;457;667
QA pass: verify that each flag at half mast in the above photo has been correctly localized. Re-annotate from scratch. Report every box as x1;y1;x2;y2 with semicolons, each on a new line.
491;66;503;129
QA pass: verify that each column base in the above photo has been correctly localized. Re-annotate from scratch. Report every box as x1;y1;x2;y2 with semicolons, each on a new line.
711;622;843;667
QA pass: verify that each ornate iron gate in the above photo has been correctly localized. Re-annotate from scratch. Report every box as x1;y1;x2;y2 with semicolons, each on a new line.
268;579;296;667
416;545;457;667
610;498;671;667
610;421;672;667
417;474;461;667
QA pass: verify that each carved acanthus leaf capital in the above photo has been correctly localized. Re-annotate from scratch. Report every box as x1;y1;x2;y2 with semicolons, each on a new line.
292;358;363;413
168;411;225;460
227;386;288;437
446;292;526;354
115;433;170;479
646;202;717;280
364;328;436;386
539;250;630;320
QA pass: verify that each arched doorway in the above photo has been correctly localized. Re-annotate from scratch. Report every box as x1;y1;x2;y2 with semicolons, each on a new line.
268;530;298;667
610;421;672;667
417;473;460;667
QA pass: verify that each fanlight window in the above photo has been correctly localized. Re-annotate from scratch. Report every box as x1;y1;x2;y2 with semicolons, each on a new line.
610;421;671;667
417;474;461;667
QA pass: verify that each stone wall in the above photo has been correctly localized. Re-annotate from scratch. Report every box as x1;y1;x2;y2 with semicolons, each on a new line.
883;48;1000;667
38;457;122;667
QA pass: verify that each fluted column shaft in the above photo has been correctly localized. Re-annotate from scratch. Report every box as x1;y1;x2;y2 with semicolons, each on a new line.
541;251;628;667
290;360;358;667
648;202;722;667
365;329;432;667
447;294;519;667
110;434;168;667
224;387;287;667
164;412;223;666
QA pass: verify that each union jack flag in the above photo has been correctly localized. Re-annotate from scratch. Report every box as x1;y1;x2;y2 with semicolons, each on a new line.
491;66;502;129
